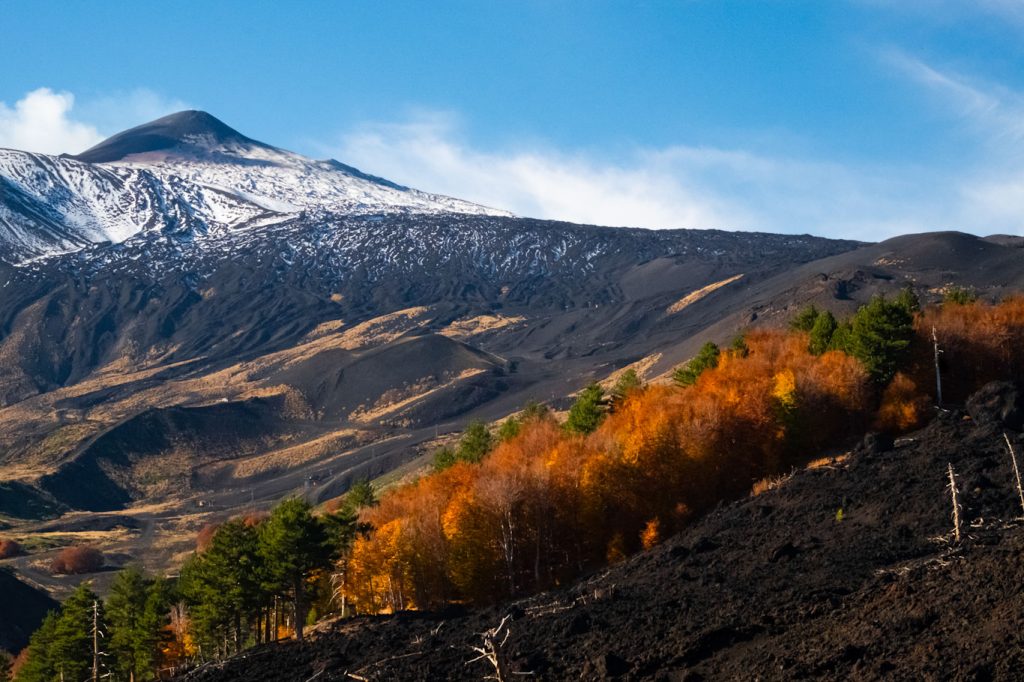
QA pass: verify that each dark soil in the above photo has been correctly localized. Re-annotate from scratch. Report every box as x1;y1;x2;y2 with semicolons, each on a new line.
179;384;1024;681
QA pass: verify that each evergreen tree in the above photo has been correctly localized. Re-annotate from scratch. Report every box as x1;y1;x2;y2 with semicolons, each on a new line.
673;342;721;386
257;498;334;642
730;334;750;357
16;611;57;682
456;421;493;463
790;304;821;332
106;567;170;681
180;519;264;656
610;369;642;404
496;415;522;442
0;651;10;682
565;383;606;434
895;285;921;313
344;479;377;510
431;446;457;472
808;310;838;355
846;294;915;384
50;583;101;682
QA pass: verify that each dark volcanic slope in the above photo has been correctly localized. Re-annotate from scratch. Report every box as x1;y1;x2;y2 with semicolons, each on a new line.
0;567;57;653
178;385;1024;681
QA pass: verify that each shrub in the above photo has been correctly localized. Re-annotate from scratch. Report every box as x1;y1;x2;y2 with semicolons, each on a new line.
0;539;24;559
49;546;104;575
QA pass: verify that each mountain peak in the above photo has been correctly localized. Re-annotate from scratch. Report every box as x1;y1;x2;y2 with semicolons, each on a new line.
71;110;266;164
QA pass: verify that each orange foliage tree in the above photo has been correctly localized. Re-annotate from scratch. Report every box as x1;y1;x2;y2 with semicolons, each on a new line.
344;330;873;611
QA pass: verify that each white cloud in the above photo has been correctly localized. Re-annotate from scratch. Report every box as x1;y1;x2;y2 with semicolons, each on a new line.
0;87;189;156
0;88;103;155
326;113;950;240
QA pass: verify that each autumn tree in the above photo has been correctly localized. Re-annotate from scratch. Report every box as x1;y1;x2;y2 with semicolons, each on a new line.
258;498;334;642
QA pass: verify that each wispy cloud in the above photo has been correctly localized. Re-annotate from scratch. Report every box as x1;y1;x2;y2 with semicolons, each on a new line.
0;87;187;156
883;50;1024;233
883;49;1024;145
325;112;950;240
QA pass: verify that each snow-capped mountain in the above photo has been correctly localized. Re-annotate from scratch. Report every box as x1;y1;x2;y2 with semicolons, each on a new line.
0;110;508;262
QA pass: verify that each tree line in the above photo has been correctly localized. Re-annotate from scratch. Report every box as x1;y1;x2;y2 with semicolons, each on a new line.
13;487;374;680
340;292;1024;612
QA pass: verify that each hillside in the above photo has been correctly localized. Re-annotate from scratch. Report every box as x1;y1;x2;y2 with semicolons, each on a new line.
177;382;1024;681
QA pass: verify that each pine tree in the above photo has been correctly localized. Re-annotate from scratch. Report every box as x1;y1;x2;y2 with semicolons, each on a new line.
51;583;101;682
565;383;605;434
16;611;58;682
790;304;821;332
257;498;334;642
106;567;170;681
846;294;915;384
344;479;377;510
180;519;264;656
431;446;457;472
0;651;10;682
673;342;721;386
456;421;493;463
808;310;837;355
496;416;522;442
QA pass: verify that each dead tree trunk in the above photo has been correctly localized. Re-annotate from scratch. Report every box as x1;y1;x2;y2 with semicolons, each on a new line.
92;600;100;682
933;326;943;407
948;462;962;543
1004;433;1024;516
468;614;514;682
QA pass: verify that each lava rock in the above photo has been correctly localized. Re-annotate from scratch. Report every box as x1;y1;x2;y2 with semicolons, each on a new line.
966;381;1024;431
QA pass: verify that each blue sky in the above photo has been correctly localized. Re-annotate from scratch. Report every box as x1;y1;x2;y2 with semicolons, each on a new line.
2;1;1024;239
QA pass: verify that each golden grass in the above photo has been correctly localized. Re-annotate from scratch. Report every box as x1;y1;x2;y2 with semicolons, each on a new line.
440;314;527;340
805;453;850;470
349;368;486;423
666;274;745;315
